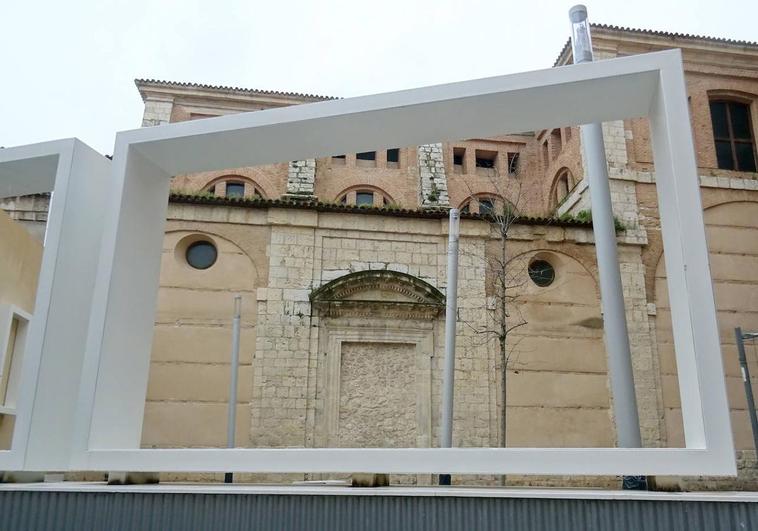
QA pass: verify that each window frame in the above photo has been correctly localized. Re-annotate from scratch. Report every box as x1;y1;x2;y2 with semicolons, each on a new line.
224;181;246;198
336;186;394;207
710;99;757;172
386;148;400;167
203;176;265;199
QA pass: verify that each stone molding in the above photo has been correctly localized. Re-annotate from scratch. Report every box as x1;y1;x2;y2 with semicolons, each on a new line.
310;269;445;320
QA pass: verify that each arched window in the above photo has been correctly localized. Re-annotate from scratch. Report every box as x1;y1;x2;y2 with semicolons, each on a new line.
204;176;266;199
710;99;757;172
336;186;394;207
550;169;574;209
459;194;516;217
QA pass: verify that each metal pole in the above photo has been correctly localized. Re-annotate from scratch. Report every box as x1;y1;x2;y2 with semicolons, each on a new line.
224;294;242;484
569;5;642;449
439;208;460;486
735;327;758;455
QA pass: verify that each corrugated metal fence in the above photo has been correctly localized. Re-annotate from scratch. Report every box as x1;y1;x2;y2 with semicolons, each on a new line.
1;490;757;530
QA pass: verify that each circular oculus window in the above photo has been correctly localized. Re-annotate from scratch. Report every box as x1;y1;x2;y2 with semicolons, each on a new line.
528;259;555;287
186;240;218;270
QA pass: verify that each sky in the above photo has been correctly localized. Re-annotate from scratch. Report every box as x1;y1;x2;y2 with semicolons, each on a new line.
2;0;757;155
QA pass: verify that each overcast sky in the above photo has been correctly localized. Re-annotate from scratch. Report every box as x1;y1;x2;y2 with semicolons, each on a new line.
2;0;756;154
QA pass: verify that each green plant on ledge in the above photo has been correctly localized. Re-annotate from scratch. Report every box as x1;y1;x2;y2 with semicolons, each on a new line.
559;209;626;232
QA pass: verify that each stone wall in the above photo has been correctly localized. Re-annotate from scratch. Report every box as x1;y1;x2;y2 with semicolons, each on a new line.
138;203;641;486
417;143;449;208
286;159;316;198
142;206;269;451
0;194;50;242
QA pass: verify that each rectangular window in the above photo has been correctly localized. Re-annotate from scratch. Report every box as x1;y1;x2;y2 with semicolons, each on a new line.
356;151;377;168
710;100;757;172
507;152;520;175
225;182;245;197
475;150;497;169
356;192;374;206
386;148;400;164
453;147;466;174
478;198;494;216
550;129;562;160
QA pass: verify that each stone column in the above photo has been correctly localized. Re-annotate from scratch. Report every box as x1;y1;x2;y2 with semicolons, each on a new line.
284;159;316;200
417;144;450;208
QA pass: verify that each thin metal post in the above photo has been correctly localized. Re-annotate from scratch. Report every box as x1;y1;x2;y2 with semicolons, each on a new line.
735;327;758;455
225;294;242;484
569;5;642;449
439;208;460;486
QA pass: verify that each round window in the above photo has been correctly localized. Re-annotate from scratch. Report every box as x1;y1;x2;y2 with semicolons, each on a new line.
186;241;217;270
528;259;555;287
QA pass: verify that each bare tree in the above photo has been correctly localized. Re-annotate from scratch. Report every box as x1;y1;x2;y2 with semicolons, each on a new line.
459;153;538;457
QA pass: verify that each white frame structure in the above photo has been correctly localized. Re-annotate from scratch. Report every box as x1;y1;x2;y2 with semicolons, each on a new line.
3;49;735;476
0;140;109;471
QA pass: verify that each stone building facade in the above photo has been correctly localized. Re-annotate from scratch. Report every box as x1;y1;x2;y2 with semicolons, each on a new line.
2;25;758;488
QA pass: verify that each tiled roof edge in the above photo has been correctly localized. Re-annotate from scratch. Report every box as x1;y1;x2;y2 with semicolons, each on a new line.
168;193;593;228
553;23;758;67
135;78;339;101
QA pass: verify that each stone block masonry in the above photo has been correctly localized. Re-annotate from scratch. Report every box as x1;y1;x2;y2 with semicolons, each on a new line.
286;159;316;198
418;144;450;208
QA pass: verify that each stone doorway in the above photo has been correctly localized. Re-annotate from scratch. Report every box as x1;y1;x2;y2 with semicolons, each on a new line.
308;270;445;485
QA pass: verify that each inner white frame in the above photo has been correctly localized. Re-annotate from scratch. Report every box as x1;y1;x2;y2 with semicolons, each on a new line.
55;49;731;475
0;304;33;414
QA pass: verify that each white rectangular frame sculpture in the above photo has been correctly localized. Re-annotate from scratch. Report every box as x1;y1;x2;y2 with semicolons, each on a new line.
0;140;109;471
68;49;733;476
